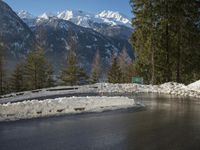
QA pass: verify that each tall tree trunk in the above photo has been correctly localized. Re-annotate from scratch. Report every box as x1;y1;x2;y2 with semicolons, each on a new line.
176;32;181;83
34;63;37;89
151;44;155;84
165;1;170;82
176;47;180;82
150;0;155;85
166;25;170;82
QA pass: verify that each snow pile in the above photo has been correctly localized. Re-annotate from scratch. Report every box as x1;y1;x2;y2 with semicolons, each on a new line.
187;80;200;91
0;96;135;122
157;82;188;95
97;83;157;93
97;82;200;98
2;81;200;105
0;85;97;104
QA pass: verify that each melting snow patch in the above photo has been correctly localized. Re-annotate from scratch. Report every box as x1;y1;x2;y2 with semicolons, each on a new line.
0;96;135;122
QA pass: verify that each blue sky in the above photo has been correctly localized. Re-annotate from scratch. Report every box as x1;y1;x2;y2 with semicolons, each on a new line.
4;0;132;17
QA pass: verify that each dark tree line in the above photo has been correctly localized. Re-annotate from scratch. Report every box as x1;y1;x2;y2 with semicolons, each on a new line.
130;0;200;84
0;48;54;94
10;49;54;92
0;43;135;95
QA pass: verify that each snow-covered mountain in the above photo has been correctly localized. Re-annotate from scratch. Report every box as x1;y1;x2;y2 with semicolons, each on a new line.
17;10;133;40
96;10;132;27
57;10;97;28
38;12;56;20
57;10;132;28
0;0;134;79
0;3;134;75
17;10;134;73
15;10;133;74
17;10;35;19
17;10;132;28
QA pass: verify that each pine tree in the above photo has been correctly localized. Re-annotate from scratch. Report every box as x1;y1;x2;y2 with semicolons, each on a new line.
130;0;200;84
130;0;158;84
10;63;25;92
61;32;88;86
118;47;132;83
91;49;101;83
77;68;88;85
24;49;54;90
46;63;55;87
126;63;137;82
108;57;122;83
91;71;98;84
61;49;78;85
172;1;200;83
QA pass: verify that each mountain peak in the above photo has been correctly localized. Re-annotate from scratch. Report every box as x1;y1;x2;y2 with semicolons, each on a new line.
39;12;56;20
57;10;96;28
57;10;93;20
56;10;132;28
17;9;132;28
17;10;35;19
96;10;131;27
97;10;124;18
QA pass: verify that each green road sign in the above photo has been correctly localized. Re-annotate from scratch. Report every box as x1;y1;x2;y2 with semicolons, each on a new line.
132;77;143;84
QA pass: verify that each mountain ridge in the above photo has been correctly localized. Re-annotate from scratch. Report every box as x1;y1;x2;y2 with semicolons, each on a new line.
17;10;132;28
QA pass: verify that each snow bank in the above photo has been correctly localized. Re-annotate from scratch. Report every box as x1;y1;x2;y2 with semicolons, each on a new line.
97;82;200;98
0;96;135;122
0;85;97;104
188;80;200;91
1;81;200;105
97;82;187;94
